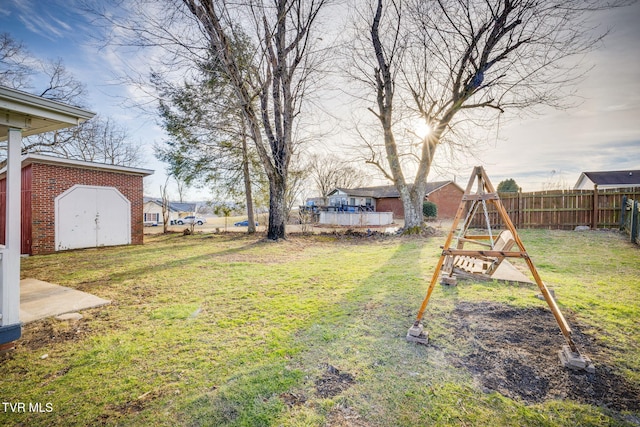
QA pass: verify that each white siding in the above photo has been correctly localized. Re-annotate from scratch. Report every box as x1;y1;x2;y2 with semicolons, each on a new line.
319;211;393;226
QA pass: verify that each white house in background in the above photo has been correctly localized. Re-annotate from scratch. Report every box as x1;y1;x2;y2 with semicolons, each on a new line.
574;170;640;190
143;198;196;226
0;85;94;347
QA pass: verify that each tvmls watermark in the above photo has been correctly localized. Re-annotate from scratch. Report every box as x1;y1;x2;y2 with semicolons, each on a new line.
2;402;53;413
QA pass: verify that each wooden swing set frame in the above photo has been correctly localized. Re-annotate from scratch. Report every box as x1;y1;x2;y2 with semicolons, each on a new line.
408;166;593;370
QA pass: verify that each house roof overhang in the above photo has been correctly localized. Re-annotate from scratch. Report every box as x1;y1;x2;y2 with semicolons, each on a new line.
0;86;96;140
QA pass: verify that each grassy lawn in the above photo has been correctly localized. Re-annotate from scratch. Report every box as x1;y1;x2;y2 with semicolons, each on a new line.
2;228;639;426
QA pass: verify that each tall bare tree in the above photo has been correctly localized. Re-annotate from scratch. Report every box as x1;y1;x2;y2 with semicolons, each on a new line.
23;115;142;166
180;0;329;240
354;0;624;231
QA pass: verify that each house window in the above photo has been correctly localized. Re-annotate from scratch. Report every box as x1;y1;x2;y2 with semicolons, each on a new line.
350;198;355;205
145;213;160;222
366;198;372;206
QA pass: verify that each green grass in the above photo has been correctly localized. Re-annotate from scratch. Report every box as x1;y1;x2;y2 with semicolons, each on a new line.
1;228;638;426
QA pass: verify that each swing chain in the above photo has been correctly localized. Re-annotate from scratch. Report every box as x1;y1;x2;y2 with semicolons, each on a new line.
482;199;494;248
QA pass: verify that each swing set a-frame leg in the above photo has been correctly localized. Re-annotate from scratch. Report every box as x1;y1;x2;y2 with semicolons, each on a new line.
493;200;594;371
524;255;595;372
406;253;448;344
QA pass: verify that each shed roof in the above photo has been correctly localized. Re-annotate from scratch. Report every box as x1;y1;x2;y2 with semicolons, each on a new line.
0;153;154;178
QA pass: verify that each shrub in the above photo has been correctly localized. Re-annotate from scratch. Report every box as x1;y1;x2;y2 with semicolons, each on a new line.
423;201;438;219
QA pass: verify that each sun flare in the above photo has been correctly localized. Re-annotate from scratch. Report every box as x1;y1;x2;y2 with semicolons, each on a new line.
415;120;431;139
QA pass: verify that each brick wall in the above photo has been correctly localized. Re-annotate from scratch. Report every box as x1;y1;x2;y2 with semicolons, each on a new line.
426;183;464;218
375;183;464;220
375;198;404;219
1;161;145;255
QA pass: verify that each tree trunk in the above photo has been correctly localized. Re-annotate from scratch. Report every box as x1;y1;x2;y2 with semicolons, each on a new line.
240;122;256;234
400;186;424;231
160;176;170;233
267;176;287;240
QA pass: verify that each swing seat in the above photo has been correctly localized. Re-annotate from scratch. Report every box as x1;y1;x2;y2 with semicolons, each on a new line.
451;230;516;277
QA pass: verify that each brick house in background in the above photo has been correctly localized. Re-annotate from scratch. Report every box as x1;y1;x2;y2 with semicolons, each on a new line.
327;181;464;219
0;154;153;255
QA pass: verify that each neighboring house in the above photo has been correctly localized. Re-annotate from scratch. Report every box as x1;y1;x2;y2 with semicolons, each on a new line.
0;154;153;255
142;198;196;226
574;170;640;190
325;181;464;219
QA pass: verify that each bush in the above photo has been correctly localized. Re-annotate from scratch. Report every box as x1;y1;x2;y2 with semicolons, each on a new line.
423;201;438;219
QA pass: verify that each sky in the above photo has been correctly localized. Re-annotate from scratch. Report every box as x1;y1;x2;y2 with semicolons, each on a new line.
1;0;639;199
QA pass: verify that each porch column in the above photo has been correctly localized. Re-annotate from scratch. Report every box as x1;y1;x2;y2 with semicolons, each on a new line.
0;127;22;344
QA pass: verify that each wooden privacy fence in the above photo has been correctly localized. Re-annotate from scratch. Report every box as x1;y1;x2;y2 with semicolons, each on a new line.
469;187;640;231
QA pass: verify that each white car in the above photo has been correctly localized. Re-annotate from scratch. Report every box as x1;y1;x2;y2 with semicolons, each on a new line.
176;216;207;225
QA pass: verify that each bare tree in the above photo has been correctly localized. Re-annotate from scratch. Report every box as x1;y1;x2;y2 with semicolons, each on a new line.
36;58;87;106
174;174;189;203
160;176;171;234
354;0;625;231
180;0;330;240
0;33;33;90
23;115;142;166
308;153;371;204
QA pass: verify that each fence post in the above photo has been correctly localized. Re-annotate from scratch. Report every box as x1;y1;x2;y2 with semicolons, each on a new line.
516;190;522;228
592;185;598;229
620;195;627;230
632;200;639;244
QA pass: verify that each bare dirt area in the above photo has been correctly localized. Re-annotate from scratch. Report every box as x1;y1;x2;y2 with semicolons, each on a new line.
11;317;91;353
315;364;356;399
444;301;640;414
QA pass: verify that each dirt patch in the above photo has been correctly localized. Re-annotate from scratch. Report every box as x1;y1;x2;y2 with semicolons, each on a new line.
445;302;640;412
14;317;91;352
315;364;355;398
325;404;371;426
279;391;307;407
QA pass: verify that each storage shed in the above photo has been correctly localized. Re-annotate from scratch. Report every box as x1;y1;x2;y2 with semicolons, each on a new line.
0;154;153;255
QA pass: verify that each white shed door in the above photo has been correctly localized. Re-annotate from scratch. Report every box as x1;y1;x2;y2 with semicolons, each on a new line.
55;185;131;251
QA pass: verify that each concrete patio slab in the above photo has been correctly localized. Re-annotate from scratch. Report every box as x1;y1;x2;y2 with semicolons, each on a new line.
20;278;110;324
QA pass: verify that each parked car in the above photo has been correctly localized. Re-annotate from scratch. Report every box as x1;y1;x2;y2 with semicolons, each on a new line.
176;216;207;225
234;220;259;227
